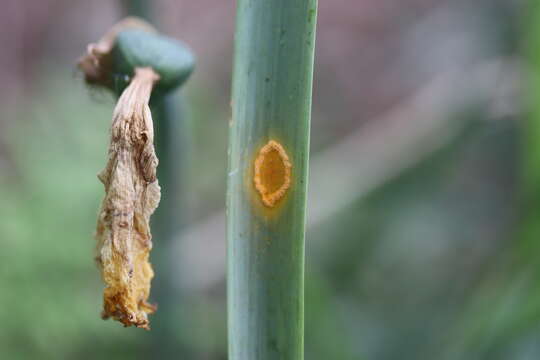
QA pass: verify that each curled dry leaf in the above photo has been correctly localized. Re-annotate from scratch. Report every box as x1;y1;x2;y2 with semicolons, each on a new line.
95;67;161;329
77;17;156;89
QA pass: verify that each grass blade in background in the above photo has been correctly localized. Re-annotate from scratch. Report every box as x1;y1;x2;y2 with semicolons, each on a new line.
227;1;318;359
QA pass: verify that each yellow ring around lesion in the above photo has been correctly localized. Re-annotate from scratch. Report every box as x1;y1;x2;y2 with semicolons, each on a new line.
253;140;292;207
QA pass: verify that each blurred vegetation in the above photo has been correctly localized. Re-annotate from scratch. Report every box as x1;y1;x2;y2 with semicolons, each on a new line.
0;0;537;360
0;72;141;359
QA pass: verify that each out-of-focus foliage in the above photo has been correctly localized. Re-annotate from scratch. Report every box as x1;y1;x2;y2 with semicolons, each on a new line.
0;73;144;359
307;116;520;360
0;0;536;359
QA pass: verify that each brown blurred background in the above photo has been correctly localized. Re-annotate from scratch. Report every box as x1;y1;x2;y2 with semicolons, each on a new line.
2;0;537;359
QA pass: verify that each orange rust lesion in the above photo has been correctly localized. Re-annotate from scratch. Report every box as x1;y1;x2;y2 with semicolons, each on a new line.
253;140;292;207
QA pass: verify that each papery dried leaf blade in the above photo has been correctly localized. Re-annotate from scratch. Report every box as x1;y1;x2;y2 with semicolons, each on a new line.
95;67;161;329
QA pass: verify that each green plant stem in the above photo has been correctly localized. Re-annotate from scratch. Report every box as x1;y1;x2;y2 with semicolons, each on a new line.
150;93;193;357
227;1;318;359
122;0;193;355
122;0;151;20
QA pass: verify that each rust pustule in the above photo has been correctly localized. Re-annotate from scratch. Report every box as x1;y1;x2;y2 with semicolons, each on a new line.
254;140;292;207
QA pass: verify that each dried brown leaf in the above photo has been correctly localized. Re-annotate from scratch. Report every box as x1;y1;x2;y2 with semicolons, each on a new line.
95;67;161;330
77;17;156;89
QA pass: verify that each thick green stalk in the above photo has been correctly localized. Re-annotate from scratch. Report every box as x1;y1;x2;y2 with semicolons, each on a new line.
122;0;151;20
121;2;194;355
150;93;193;357
227;1;317;359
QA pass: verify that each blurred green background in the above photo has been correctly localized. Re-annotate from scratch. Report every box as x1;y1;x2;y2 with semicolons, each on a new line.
0;0;536;359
